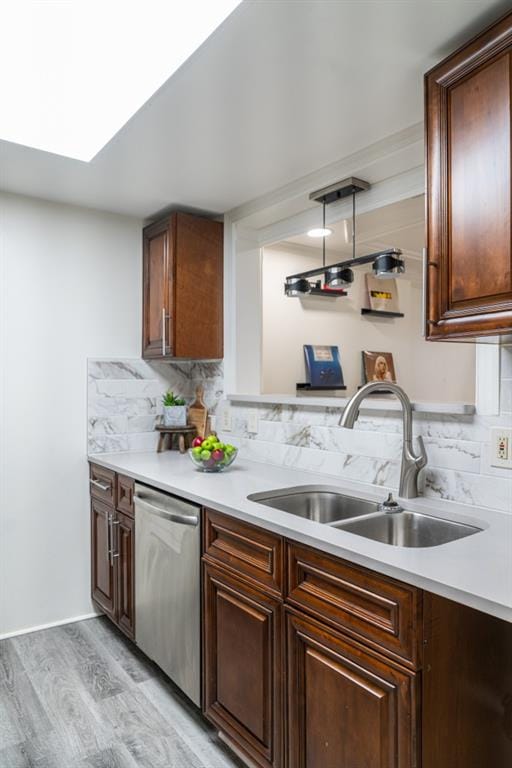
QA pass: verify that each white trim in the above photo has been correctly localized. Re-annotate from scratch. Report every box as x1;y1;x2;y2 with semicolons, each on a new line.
222;214;237;394
225;393;476;416
228;122;424;225
476;343;500;416
256;167;425;246
0;612;100;641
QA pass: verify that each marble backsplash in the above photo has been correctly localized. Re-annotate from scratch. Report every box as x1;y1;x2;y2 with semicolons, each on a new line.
215;347;512;515
87;359;223;454
88;350;512;515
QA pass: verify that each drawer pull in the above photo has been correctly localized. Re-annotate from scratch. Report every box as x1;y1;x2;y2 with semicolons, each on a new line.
90;478;111;492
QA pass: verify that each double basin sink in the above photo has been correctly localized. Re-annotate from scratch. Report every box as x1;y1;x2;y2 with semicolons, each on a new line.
247;486;483;548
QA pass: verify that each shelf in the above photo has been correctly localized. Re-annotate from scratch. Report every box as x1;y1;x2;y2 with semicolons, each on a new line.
296;383;347;391
225;393;476;416
361;309;404;318
309;288;348;297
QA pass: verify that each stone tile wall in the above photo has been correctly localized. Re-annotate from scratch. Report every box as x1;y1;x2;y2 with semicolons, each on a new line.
215;347;512;514
87;359;223;454
87;350;512;514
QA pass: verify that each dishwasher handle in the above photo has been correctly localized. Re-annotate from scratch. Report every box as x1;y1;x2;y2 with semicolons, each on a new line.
134;494;199;526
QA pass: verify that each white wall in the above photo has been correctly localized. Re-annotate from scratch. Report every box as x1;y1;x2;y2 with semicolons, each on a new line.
262;246;475;404
0;193;142;637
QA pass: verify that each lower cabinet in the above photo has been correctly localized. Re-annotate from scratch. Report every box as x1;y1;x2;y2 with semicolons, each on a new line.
115;510;135;639
90;497;116;620
90;464;135;640
203;563;283;768
286;609;418;768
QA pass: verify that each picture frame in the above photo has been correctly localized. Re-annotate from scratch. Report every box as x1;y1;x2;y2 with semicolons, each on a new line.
362;350;397;385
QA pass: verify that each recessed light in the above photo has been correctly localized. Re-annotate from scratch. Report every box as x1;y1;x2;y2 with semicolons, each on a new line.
307;227;333;238
0;0;241;161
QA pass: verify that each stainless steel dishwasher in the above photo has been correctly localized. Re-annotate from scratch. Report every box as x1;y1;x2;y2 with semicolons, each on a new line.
134;483;201;706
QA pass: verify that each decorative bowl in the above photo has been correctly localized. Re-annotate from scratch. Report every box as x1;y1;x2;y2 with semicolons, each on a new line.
188;447;238;473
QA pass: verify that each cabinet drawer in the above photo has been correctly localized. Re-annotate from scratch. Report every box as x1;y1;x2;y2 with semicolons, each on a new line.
203;509;284;596
89;463;116;506
116;474;134;518
286;542;422;668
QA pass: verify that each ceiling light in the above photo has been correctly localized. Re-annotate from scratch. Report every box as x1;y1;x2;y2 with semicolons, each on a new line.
285;278;312;297
325;267;354;287
0;0;241;161
307;227;333;238
373;253;405;279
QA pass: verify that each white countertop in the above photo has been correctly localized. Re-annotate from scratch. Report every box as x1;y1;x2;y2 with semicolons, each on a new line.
90;451;512;623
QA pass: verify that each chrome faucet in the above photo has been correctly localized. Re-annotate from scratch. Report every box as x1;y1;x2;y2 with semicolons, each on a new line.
339;382;427;499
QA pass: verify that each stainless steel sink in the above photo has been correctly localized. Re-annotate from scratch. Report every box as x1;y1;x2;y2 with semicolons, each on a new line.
332;510;482;548
248;486;483;548
247;486;378;524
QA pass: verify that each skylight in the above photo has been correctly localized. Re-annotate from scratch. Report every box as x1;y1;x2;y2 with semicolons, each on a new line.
0;0;241;162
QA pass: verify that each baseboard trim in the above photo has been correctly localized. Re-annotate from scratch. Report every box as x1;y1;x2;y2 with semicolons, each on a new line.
0;612;101;641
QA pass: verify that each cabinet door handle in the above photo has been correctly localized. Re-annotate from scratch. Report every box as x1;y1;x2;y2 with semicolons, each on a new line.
162;307;166;356
422;247;427;339
90;478;111;492
108;517;120;566
107;513;113;566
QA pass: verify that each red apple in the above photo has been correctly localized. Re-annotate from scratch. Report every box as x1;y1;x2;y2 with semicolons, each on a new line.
212;449;224;462
192;436;204;448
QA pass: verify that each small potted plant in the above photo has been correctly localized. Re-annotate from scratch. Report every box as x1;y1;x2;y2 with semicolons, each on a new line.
162;391;187;427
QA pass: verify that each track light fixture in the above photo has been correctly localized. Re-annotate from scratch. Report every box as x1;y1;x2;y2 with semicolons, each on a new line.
284;177;405;296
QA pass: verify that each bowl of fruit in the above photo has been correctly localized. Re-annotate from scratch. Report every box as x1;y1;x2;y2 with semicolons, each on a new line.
189;434;238;472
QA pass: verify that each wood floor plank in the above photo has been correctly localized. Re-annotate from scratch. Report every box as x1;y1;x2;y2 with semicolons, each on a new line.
28;666;111;761
78;744;139;768
82;618;156;684
140;677;245;768
0;641;54;743
0;742;33;768
0;732;75;768
98;687;206;767
1;618;241;768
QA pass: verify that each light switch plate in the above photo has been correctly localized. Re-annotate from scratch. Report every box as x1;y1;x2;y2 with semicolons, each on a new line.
220;407;232;432
490;427;512;469
247;411;259;434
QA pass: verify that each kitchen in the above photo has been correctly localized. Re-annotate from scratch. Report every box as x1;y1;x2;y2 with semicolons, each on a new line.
1;2;512;767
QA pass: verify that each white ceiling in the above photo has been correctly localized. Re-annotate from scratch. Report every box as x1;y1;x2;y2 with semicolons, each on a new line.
0;0;508;219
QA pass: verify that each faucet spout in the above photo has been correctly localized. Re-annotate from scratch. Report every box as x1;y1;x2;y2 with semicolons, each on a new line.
339;382;427;499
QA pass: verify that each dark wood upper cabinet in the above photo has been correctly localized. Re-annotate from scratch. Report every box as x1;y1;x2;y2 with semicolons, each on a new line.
425;12;512;340
142;212;223;360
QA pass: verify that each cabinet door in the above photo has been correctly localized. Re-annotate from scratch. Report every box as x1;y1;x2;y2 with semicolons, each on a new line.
142;218;173;358
115;511;135;640
286;609;418;768
425;15;512;339
203;563;283;768
90;498;115;619
174;213;223;359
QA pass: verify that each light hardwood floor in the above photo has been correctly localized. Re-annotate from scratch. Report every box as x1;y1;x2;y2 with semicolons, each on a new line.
0;617;243;768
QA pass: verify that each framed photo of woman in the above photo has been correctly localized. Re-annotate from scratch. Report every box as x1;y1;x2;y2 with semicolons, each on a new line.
362;350;397;384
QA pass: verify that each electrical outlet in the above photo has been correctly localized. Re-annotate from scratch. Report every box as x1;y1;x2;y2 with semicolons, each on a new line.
247;411;259;434
220;407;232;432
490;427;512;469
